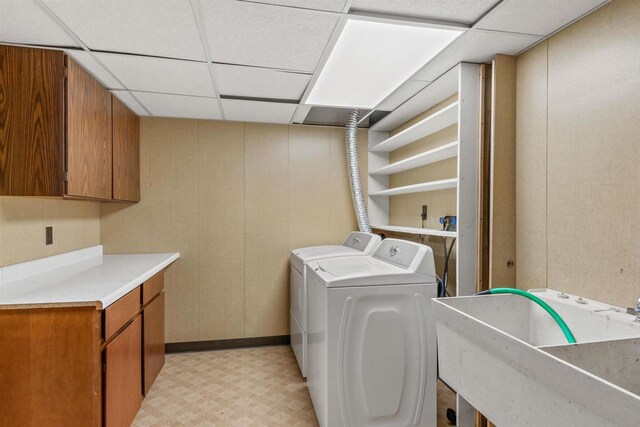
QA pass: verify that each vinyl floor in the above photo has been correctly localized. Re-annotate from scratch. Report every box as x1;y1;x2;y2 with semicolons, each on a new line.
133;345;456;426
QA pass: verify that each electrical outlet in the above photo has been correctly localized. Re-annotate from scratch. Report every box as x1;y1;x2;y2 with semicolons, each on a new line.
421;205;428;221
45;226;53;245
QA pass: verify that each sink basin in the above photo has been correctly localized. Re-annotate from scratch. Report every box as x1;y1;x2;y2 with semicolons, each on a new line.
433;289;640;427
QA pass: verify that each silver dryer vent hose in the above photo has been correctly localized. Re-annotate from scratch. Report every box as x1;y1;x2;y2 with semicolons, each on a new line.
345;109;371;233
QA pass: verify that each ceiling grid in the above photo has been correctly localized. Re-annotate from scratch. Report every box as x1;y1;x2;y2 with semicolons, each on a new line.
190;0;226;119
0;0;609;124
33;0;151;115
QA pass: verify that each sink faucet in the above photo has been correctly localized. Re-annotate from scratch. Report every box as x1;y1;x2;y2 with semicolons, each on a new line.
627;298;640;322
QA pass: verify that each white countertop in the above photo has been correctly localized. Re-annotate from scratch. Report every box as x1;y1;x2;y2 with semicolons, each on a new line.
0;246;179;310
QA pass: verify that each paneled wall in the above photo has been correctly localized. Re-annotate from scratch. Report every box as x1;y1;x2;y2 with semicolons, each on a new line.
101;118;366;343
516;0;639;307
0;198;100;267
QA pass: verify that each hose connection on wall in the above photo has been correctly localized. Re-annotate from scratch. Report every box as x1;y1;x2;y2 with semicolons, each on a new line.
345;109;371;233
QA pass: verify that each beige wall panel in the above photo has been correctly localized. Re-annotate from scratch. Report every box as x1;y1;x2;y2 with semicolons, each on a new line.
357;128;368;199
198;121;246;340
43;199;79;257
0;198;44;266
329;127;358;242
489;55;517;288
101;117;151;254
0;198;101;268
545;0;640;307
389;193;427;229
148;118;200;343
288;125;331;249
328;127;367;241
100;118;361;342
429;187;458;228
244;123;289;337
515;40;548;290
75;201;101;249
391;124;458;163
390;156;458;188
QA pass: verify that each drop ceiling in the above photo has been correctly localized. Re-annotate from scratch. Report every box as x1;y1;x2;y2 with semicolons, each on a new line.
0;0;610;125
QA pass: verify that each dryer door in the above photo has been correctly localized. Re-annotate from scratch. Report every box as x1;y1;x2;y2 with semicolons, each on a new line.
328;284;437;427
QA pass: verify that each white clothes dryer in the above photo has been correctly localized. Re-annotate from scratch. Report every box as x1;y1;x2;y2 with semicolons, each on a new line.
306;238;438;427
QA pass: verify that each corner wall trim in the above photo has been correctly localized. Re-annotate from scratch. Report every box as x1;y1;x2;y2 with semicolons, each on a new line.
165;335;291;353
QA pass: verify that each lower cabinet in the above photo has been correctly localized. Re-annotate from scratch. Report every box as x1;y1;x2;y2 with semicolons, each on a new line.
104;315;143;427
0;270;166;426
143;293;165;395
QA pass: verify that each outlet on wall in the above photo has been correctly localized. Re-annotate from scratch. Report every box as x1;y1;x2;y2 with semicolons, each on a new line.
421;205;428;221
45;226;53;245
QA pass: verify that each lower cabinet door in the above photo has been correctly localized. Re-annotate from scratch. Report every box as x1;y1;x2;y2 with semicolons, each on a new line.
104;315;142;427
143;293;165;395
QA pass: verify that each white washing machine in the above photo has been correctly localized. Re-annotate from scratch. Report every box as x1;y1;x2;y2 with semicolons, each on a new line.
306;238;438;427
290;232;381;378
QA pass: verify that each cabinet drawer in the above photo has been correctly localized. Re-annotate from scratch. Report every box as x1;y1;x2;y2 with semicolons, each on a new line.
104;288;141;340
142;272;164;306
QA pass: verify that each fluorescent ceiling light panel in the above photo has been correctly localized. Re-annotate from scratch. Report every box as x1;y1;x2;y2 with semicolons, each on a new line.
306;19;463;109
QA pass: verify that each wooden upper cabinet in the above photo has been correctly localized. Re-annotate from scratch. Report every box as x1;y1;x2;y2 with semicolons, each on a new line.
0;45;65;196
0;45;140;202
65;57;113;200
112;96;140;201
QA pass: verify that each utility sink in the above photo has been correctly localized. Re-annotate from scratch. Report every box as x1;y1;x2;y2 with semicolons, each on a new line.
433;289;640;427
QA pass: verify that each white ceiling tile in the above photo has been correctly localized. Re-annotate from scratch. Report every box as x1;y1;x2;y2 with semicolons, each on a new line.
214;64;311;101
413;29;542;82
376;79;430;111
111;91;149;116
349;0;500;25
65;50;124;89
0;0;79;47
43;0;205;60
94;53;215;97
134;92;221;120
477;0;608;36
200;0;339;72
247;0;348;12
221;99;297;124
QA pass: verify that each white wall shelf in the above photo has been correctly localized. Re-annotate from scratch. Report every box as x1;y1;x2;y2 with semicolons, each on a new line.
371;224;457;238
369;178;457;197
367;63;480;301
370;102;459;153
370;141;459;175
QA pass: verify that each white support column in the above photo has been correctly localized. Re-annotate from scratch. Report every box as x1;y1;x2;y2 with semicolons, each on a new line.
367;130;390;226
456;62;481;297
455;62;483;426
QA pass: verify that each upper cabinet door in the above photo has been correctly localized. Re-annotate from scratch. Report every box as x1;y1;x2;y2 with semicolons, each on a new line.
65;57;113;200
0;46;65;196
112;96;140;202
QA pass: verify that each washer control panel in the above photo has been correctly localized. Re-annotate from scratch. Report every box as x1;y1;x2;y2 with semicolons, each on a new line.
373;238;421;269
342;232;380;253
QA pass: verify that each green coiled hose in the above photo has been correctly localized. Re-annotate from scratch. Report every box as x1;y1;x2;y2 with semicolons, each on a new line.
475;288;577;344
